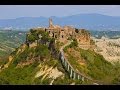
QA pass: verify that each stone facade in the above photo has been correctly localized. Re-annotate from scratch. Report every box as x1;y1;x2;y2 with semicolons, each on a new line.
76;29;91;45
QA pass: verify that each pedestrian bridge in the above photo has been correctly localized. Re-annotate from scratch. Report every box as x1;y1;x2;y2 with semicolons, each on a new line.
59;40;102;85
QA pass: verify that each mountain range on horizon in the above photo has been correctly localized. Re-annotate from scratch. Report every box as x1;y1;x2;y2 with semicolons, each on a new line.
0;13;120;31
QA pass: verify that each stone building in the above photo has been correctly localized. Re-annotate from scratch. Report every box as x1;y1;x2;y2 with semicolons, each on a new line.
75;29;91;45
45;18;91;45
45;18;69;43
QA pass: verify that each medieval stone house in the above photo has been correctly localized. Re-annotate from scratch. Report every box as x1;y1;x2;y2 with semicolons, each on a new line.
45;18;91;45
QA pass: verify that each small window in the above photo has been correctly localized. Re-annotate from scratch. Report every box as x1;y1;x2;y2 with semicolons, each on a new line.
49;31;50;34
55;35;57;38
62;35;64;38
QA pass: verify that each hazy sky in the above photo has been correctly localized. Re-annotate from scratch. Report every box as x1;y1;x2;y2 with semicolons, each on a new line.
0;5;120;19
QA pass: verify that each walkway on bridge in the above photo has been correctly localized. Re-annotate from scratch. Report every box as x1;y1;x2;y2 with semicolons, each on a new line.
59;40;102;85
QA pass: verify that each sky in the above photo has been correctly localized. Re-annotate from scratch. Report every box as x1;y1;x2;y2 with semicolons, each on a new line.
0;5;120;19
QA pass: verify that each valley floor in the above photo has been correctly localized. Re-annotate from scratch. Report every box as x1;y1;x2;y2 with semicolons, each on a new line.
93;37;120;63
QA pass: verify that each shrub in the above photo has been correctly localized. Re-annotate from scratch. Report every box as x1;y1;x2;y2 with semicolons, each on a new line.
69;39;78;48
27;34;37;42
75;28;79;33
35;44;50;60
90;39;95;45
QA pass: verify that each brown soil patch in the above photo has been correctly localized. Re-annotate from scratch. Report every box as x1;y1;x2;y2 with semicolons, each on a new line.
16;59;34;68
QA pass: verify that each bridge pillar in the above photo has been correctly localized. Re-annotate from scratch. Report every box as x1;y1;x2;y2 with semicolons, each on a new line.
82;77;84;81
63;58;65;63
67;64;69;71
61;56;64;63
86;79;88;82
73;72;76;80
70;68;73;78
64;60;67;67
77;75;80;80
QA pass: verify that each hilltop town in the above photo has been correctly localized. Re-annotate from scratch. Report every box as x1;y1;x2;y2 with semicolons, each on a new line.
45;18;91;44
26;18;93;50
0;18;120;85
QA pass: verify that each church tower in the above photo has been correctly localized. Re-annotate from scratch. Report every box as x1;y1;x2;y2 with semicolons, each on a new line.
49;18;53;28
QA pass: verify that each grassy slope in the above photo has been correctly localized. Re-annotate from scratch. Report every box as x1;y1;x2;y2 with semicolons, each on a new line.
0;43;84;85
64;43;120;84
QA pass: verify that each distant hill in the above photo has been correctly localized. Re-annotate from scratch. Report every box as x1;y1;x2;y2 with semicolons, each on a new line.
0;30;26;58
90;30;120;39
0;13;120;31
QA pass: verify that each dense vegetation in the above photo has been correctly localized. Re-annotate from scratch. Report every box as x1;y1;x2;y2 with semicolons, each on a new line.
0;29;78;85
27;28;51;43
0;40;50;84
0;41;85;85
69;39;78;48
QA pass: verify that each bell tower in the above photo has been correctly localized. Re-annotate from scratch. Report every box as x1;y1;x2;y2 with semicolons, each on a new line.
49;18;53;28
